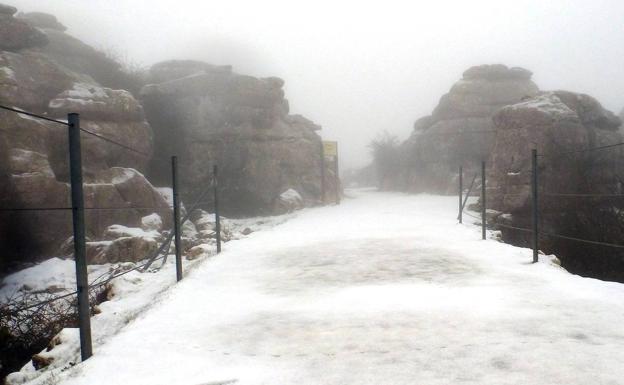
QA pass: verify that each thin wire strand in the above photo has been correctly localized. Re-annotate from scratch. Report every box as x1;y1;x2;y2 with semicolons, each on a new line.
537;142;624;158
0;207;71;212
421;130;498;136
539;231;624;249
0;104;69;126
542;193;624;198
495;222;533;233
79;128;151;158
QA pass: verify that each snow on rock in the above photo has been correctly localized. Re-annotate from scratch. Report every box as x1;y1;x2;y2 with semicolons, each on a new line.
103;224;159;240
141;213;163;232
187;244;214;260
3;206;294;385
275;188;304;213
155;187;173;207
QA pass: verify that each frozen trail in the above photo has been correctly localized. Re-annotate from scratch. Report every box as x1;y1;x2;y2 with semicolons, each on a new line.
60;190;624;385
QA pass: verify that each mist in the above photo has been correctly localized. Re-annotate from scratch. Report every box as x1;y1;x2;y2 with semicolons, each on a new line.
10;0;624;170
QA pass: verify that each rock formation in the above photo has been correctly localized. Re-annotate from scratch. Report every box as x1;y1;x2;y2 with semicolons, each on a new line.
401;64;539;193
141;60;330;216
487;91;624;281
16;11;145;96
0;6;168;272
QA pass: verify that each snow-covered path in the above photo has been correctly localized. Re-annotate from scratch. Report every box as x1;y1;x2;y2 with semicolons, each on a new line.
60;190;624;385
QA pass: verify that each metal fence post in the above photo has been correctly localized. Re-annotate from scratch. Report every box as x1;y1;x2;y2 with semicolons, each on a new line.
213;165;221;253
67;113;92;361
531;149;539;263
481;161;486;240
171;156;182;281
320;141;326;204
458;166;463;223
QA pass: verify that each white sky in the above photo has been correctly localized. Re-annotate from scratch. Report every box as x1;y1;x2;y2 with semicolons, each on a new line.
10;0;624;169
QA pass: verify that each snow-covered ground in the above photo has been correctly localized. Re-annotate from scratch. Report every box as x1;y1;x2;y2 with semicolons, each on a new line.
12;190;624;384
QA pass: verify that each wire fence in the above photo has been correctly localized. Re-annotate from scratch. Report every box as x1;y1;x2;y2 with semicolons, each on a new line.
0;104;225;365
457;138;624;268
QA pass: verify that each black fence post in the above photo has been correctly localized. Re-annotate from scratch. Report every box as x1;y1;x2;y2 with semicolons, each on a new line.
171;156;182;282
481;161;486;240
335;142;340;205
531;149;539;263
458;166;463;223
67;113;93;361
213;165;221;253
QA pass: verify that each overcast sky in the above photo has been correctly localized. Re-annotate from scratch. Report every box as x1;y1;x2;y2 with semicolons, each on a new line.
11;0;624;169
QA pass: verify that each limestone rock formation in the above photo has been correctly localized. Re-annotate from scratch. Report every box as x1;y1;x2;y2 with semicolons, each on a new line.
402;64;539;193
141;60;330;216
487;90;624;280
0;6;48;52
0;5;165;272
17;11;144;95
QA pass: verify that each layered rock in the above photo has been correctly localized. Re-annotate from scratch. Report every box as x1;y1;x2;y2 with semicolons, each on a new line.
487;91;624;281
16;11;145;95
0;6;47;52
0;6;166;271
141;60;330;216
402;64;539;193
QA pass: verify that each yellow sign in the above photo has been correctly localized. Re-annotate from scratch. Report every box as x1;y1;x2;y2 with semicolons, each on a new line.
323;141;338;157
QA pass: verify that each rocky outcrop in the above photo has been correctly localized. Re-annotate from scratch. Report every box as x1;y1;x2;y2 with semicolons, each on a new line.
401;64;539;193
487;91;624;281
0;5;165;271
0;6;47;52
16;11;145;96
141;60;331;216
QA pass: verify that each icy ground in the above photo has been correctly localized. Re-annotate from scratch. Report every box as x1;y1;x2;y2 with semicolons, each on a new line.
24;190;624;384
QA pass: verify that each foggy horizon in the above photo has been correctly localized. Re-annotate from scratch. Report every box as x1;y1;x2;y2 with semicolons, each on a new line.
10;0;624;169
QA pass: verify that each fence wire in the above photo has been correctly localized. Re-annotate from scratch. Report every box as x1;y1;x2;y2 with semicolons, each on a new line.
0;105;220;319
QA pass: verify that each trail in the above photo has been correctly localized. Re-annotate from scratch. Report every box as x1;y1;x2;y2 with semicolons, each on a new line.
59;190;624;385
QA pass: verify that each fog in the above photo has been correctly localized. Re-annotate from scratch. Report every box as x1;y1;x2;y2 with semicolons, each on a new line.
11;0;624;169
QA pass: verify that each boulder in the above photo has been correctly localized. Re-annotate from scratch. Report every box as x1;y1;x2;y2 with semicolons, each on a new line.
0;3;17;15
141;61;333;216
401;64;539;193
0;4;160;272
16;12;66;31
274;188;304;214
487;90;624;281
141;213;163;232
0;12;48;51
89;236;157;264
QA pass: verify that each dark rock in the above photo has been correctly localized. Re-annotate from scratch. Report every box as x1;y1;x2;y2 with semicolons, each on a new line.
0;13;48;51
401;64;539;193
488;90;624;281
17;12;66;31
0;4;17;15
141;61;335;216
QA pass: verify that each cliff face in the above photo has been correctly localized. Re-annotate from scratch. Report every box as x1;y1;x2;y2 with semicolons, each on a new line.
401;64;539;193
0;7;167;273
487;91;624;281
141;60;331;216
1;7;335;272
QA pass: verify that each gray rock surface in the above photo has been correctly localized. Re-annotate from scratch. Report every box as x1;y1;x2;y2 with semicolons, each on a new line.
487;90;624;280
0;6;164;271
0;10;48;51
141;60;334;215
401;64;539;193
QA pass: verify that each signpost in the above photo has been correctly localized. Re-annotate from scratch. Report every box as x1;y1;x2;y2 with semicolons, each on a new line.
322;141;340;204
